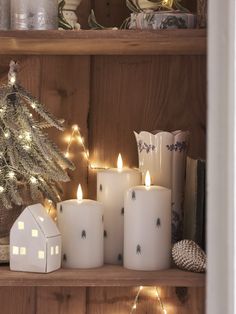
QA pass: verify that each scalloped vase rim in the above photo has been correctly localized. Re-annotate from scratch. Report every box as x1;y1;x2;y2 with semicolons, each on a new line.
134;130;190;136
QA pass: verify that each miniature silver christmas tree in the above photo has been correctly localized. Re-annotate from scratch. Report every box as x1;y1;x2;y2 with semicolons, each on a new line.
0;61;75;209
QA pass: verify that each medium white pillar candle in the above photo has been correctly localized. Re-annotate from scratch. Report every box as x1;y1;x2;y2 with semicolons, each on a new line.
97;154;141;264
124;171;171;271
57;185;104;269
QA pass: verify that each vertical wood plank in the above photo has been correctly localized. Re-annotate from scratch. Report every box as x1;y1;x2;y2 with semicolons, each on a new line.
88;55;206;199
36;287;86;314
39;56;91;200
0;287;35;314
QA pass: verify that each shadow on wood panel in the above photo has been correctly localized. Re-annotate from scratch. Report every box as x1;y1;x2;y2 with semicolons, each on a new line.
88;55;206;199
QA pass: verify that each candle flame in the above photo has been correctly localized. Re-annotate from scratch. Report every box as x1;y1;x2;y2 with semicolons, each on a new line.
145;171;151;188
77;184;83;201
117;154;123;170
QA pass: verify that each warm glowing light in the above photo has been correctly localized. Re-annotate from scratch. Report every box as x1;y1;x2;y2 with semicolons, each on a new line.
72;124;79;131
10;76;16;84
77;184;83;201
145;171;151;188
78;136;84;144
30;177;37;184
65;135;72;143
65;151;70;158
132;304;137;310
139;286;143;291
8;171;15;179
0;186;4;193
117;154;123;171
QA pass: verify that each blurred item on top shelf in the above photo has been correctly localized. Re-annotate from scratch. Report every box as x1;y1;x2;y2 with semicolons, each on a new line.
127;0;196;30
0;0;10;30
197;0;207;28
11;0;58;30
58;0;82;30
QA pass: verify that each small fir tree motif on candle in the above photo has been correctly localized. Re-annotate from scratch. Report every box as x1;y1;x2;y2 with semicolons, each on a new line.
121;207;124;215
156;218;161;228
132;191;136;200
81;230;86;239
104;230;107;238
60;205;63;213
99;184;103;192
136;244;141;255
102;215;104;222
63;254;67;262
118;253;123;262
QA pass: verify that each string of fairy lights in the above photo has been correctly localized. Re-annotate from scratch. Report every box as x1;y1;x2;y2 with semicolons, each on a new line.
130;286;167;313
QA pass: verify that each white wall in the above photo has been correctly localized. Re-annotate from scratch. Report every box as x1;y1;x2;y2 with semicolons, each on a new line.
207;0;236;313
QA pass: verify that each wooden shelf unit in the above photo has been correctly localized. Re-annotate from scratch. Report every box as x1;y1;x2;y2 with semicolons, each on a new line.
0;29;206;55
0;265;205;287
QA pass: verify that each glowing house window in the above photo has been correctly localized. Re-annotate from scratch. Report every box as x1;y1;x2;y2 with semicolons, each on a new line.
18;221;24;230
12;246;19;255
55;246;59;255
38;251;45;259
50;247;54;255
32;229;38;237
20;247;26;255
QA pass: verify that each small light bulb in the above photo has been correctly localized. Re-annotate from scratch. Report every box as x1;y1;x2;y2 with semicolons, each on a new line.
24;145;30;151
8;171;15;179
132;304;137;310
31;103;36;109
30;177;37;184
139;286;143;291
4;132;10;138
0;186;4;193
65;152;70;158
72;124;79;131
10;76;16;84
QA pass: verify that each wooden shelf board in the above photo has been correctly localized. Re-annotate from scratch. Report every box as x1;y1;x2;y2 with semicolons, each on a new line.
0;29;206;55
0;265;205;287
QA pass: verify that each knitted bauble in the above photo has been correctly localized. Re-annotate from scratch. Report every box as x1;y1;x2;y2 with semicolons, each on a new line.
172;240;206;273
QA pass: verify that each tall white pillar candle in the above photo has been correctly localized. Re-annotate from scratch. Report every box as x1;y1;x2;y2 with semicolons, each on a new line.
124;172;171;271
97;154;141;264
57;185;104;269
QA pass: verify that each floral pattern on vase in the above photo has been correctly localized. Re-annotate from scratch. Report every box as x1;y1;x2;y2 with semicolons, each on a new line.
134;130;189;243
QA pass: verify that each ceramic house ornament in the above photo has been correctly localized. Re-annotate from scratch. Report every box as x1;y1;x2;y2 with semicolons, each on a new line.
10;204;61;273
134;130;189;243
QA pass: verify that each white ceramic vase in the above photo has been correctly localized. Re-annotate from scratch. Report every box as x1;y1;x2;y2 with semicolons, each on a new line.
60;0;82;29
134;130;189;243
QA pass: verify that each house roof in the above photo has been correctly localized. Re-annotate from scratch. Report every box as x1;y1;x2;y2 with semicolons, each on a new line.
27;204;60;238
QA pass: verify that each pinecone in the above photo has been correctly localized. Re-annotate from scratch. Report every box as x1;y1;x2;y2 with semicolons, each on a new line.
172;240;206;273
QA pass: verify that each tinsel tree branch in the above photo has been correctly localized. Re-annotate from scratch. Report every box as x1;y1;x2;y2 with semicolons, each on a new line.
0;61;75;209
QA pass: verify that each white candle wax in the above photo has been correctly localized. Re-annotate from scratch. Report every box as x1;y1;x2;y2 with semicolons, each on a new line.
57;199;104;269
124;185;171;271
97;165;141;264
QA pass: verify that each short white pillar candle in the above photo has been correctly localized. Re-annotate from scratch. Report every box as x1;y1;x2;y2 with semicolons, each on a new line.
57;185;104;269
97;154;141;264
124;171;171;271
